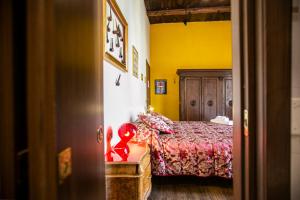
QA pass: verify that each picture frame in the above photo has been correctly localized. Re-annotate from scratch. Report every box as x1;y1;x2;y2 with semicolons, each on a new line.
155;79;167;95
103;0;128;71
58;147;72;184
132;46;139;78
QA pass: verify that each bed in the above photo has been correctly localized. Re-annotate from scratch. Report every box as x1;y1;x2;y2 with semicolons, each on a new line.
135;114;233;179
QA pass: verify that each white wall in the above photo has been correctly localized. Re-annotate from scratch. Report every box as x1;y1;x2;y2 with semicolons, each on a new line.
291;0;300;199
104;0;150;145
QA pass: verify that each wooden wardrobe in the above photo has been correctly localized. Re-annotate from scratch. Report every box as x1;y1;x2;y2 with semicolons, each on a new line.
177;69;233;121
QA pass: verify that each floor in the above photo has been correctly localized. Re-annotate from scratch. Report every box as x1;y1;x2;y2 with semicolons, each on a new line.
148;176;233;200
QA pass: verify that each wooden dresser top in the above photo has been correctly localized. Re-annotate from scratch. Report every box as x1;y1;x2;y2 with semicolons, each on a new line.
105;141;148;164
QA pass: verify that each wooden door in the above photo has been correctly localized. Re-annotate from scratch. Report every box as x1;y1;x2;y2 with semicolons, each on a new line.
202;78;218;121
146;61;151;107
185;78;201;121
54;0;105;199
25;0;106;199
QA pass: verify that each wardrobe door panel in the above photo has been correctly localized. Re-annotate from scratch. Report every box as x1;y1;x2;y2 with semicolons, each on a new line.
202;78;218;121
185;78;201;121
224;78;233;119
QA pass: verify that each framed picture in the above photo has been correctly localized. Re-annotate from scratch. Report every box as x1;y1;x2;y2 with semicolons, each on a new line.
132;46;139;78
58;148;72;184
155;79;167;95
103;0;128;71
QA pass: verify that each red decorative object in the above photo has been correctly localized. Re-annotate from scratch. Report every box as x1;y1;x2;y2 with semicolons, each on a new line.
113;123;137;161
106;126;114;161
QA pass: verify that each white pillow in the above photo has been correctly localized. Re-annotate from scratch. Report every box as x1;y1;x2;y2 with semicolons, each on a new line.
210;116;233;125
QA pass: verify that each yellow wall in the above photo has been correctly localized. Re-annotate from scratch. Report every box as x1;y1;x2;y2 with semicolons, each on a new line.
150;21;232;120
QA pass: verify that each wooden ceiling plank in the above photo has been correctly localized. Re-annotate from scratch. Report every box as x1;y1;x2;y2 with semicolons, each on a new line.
147;6;231;17
148;13;231;24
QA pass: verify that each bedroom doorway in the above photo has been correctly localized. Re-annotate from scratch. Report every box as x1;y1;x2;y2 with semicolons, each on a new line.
147;0;234;199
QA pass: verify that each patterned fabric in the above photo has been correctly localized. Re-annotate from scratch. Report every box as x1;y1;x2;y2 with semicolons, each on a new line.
150;112;174;126
135;120;158;142
135;121;233;179
138;114;174;134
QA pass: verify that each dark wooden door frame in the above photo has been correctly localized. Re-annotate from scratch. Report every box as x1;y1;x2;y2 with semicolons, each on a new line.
232;0;291;199
232;0;252;199
0;1;15;198
255;0;291;199
231;1;243;199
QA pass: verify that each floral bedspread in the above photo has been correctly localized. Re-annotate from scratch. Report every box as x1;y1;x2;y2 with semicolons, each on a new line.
136;121;233;179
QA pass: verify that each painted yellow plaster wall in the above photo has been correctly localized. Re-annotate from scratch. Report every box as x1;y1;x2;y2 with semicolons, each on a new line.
150;21;232;120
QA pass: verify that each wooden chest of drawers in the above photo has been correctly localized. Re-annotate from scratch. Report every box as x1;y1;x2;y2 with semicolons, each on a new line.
105;142;151;200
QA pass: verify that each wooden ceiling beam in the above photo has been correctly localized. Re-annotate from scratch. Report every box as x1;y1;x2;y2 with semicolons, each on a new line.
147;6;230;17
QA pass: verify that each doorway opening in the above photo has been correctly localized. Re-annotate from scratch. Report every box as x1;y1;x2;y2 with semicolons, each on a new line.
145;1;234;199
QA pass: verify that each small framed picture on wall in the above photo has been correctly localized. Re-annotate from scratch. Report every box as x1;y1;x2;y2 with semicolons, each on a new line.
155;79;167;95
